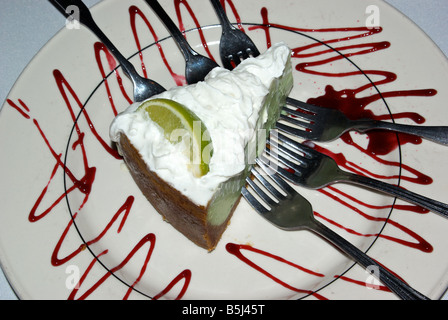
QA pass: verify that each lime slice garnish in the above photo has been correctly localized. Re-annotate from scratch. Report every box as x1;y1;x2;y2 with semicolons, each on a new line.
138;98;212;177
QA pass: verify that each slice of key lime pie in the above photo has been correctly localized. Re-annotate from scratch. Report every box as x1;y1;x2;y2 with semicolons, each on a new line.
110;43;293;250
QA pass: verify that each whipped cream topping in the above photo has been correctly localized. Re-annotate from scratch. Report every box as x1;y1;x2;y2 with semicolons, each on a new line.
110;43;291;206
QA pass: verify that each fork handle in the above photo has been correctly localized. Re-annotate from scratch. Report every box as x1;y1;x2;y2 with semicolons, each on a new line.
344;172;448;218
48;0;142;85
209;0;237;31
145;0;198;60
310;219;429;300
353;119;448;145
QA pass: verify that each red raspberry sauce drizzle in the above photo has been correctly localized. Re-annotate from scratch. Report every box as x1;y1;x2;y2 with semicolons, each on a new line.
6;0;438;299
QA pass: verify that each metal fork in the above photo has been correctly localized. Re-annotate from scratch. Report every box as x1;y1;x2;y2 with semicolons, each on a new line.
262;132;448;218
49;0;166;102
279;98;448;145
242;161;429;300
208;0;448;145
209;0;260;70
145;0;219;84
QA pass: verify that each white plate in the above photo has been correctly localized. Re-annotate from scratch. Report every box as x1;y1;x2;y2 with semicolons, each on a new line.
1;0;448;300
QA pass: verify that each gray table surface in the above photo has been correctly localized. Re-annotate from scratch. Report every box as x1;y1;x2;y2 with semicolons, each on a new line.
0;0;447;300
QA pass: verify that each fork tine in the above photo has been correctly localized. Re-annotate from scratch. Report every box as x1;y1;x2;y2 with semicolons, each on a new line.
276;123;314;140
264;138;315;181
245;175;278;206
241;186;269;214
229;46;260;68
255;158;297;196
243;165;286;213
266;139;309;168
257;152;303;186
222;56;236;70
239;49;251;61
247;47;260;58
229;50;249;68
252;167;286;200
279;113;315;131
231;55;242;68
276;132;319;158
286;97;321;114
282;106;316;122
263;148;305;181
